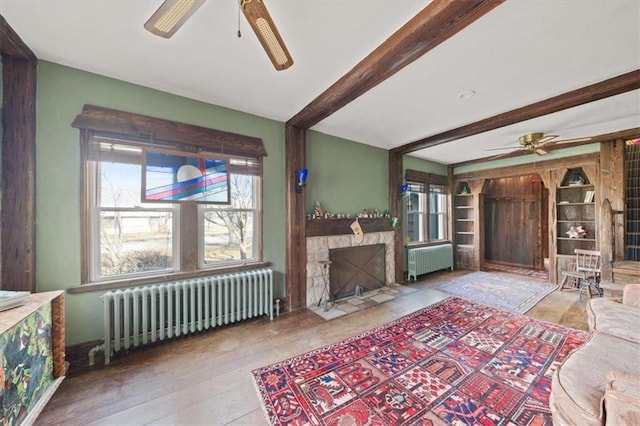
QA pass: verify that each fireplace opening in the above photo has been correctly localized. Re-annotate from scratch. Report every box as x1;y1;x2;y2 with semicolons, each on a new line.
329;244;386;300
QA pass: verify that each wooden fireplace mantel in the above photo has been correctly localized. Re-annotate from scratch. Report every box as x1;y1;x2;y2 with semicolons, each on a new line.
306;217;394;237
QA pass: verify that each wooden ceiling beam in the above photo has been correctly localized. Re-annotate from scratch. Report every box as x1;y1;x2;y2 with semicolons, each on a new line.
393;69;640;155
286;0;505;129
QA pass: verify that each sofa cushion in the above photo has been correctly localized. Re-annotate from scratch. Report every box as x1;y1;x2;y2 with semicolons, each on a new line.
586;298;640;343
551;333;640;426
623;284;640;307
603;370;640;425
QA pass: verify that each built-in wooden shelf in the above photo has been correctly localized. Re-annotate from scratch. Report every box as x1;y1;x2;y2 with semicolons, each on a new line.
306;217;393;237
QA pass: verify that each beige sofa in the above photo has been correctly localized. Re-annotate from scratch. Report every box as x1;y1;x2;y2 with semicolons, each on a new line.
550;284;640;425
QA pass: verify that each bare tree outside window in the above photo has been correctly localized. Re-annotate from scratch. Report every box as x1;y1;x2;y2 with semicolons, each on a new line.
202;174;256;263
96;161;174;279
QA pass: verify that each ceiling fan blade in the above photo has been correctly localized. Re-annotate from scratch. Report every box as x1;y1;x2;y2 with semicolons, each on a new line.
484;151;515;161
536;134;558;145
486;146;520;152
240;0;293;71
551;136;593;145
144;0;206;38
535;147;548;155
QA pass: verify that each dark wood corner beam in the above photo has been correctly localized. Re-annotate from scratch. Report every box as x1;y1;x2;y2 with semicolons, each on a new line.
388;151;404;284
393;69;640;155
286;0;505;129
1;16;37;292
284;125;307;312
0;15;37;61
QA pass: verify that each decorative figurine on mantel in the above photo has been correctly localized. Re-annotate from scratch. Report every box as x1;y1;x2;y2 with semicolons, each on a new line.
313;201;323;219
390;217;400;229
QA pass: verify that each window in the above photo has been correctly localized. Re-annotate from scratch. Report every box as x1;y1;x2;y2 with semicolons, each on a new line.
404;170;448;244
74;105;266;285
199;159;261;266
405;182;426;244
89;143;177;280
428;184;447;241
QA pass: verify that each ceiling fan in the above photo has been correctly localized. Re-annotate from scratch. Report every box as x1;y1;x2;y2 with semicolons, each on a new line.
488;132;593;156
144;0;293;71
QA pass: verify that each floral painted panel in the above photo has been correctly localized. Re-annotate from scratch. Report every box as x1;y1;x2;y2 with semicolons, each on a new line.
1;303;54;426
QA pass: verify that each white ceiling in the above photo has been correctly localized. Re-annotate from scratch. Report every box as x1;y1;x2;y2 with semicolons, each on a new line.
2;0;639;164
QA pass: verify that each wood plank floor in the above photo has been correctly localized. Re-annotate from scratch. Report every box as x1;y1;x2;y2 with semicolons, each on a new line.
36;271;589;425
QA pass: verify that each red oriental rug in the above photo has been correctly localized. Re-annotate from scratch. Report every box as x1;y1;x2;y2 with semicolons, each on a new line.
251;297;588;425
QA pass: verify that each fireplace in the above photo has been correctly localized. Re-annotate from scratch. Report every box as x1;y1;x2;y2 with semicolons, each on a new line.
329;244;385;299
306;230;395;307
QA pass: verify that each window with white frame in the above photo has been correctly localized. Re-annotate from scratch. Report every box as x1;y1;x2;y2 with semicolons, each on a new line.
85;138;263;283
404;171;448;244
74;105;266;285
199;159;261;266
88;141;177;280
428;184;447;241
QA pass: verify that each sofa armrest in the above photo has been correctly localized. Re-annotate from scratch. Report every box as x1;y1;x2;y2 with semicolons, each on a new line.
602;370;640;425
623;284;640;307
586;298;640;343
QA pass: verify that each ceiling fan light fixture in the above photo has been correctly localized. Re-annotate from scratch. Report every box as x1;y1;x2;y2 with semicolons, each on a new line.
144;0;205;38
519;132;544;146
240;0;293;70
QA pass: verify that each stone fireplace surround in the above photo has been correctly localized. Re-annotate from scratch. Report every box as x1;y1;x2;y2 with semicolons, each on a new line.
306;231;395;307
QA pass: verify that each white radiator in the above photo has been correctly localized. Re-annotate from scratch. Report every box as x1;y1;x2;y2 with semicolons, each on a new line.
101;268;275;364
408;244;453;281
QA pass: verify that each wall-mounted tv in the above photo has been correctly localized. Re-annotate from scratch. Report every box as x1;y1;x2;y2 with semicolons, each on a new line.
142;149;229;204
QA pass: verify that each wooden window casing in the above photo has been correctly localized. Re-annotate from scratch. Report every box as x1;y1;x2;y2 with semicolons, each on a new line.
73;105;267;289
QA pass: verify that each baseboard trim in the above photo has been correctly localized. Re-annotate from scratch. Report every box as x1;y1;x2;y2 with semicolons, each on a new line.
65;339;103;376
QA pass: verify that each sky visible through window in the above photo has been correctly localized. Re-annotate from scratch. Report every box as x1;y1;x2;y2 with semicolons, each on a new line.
100;162;170;208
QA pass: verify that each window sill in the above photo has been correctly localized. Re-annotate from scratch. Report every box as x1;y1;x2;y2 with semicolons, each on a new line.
66;261;272;294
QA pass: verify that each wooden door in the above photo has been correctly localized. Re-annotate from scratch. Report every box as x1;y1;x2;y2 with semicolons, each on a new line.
484;175;544;268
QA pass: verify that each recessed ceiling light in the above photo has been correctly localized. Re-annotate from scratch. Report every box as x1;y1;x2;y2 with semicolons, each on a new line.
459;90;476;99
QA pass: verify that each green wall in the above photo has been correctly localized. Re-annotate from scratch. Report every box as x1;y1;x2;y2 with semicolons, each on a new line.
403;154;448;176
306;132;389;216
35;61;291;345
304;136;446;217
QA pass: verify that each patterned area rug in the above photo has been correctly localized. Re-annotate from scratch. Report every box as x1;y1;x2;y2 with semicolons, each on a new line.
432;272;557;314
252;297;588;425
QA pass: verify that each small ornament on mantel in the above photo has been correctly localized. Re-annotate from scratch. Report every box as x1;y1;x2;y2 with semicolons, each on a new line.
313;201;323;219
351;217;364;245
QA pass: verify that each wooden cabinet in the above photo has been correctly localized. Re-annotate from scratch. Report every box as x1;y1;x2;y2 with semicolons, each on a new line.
454;193;474;248
556;169;596;256
0;291;65;425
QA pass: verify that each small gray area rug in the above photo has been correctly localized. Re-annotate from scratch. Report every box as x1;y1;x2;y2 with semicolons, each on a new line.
432;271;557;314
